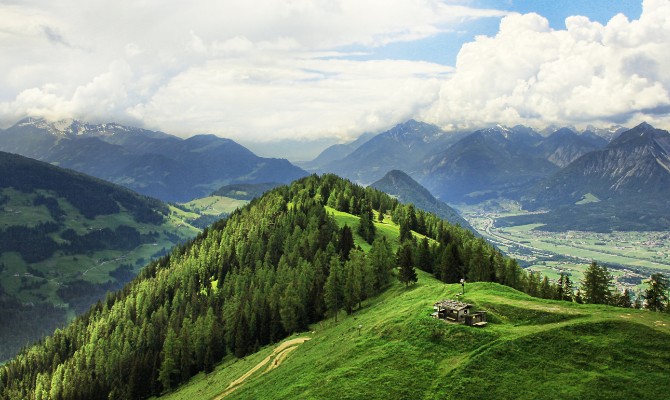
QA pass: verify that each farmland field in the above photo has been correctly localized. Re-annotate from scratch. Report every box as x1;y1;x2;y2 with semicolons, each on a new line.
457;202;670;291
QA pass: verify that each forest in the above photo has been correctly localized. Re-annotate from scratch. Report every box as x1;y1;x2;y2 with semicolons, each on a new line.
0;174;659;399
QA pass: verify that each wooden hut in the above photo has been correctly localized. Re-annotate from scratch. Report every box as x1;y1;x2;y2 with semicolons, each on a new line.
432;299;487;327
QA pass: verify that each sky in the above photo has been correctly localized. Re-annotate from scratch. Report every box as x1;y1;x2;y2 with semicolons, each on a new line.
1;0;667;157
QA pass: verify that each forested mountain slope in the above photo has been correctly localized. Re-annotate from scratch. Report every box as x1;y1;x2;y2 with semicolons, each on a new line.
0;174;515;399
0;151;198;361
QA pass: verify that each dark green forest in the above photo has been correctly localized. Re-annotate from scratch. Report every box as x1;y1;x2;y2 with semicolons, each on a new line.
0;174;631;399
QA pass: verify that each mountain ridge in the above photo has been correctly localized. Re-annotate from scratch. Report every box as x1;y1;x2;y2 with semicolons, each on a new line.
370;170;474;232
0;118;308;202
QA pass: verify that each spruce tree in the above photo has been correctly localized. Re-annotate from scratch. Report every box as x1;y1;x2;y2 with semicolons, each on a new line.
581;261;613;304
338;225;355;261
644;273;669;312
369;236;394;290
397;242;418;287
324;257;344;321
357;202;376;244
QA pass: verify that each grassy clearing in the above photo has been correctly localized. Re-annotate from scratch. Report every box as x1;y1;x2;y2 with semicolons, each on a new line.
325;206;433;253
181;196;247;216
162;270;670;400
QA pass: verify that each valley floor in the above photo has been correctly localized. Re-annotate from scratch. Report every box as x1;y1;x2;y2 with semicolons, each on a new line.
458;202;670;292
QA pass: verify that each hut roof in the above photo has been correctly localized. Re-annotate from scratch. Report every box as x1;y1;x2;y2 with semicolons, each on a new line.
433;299;472;311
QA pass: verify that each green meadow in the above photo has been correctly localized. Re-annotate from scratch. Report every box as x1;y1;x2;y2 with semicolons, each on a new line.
161;273;670;400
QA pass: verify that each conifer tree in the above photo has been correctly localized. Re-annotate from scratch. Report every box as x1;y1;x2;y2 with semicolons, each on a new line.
158;327;178;392
397;242;418;287
369;236;394;290
280;281;305;333
343;251;364;314
399;220;413;244
416;237;433;273
357;202;376;244
338;225;355;261
644;273;669;312
581;261;613;304
324;257;344;321
540;275;553;299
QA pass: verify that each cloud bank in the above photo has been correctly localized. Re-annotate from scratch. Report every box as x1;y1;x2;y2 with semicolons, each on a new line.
1;0;669;142
423;0;670;130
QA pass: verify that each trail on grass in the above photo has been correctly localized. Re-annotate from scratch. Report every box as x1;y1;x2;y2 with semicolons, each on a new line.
213;337;311;399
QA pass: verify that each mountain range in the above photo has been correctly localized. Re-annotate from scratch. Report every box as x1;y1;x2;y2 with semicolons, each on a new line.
306;119;670;231
0;118;308;202
317;119;469;184
503;122;670;231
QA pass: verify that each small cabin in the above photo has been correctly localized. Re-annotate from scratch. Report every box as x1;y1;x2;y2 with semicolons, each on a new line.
432;299;487;327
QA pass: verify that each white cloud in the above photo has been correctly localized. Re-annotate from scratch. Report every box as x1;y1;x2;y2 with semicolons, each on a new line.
423;0;670;130
129;57;451;140
4;0;667;143
0;0;502;140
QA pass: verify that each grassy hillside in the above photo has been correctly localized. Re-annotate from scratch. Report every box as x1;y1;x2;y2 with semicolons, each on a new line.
162;274;670;400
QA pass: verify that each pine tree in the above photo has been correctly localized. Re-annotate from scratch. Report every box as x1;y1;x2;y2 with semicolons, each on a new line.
357;202;376;244
397;242;418;287
343;251;364;314
399;220;413;244
644;273;669;312
540;275;553;299
280;281;305;333
324;257;344;321
562;274;574;301
338;225;355;261
158;327;178;392
581;261;613;305
369;236;394;290
416;237;432;273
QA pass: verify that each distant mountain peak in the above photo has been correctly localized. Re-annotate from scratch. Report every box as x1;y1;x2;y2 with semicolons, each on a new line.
371;170;475;231
16;117;136;137
608;122;668;148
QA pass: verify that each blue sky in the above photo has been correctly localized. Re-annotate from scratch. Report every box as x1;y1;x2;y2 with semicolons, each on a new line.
0;0;667;153
356;1;644;65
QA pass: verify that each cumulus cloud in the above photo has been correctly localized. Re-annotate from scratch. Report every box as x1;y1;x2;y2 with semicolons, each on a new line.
422;0;670;130
0;0;502;140
3;0;668;142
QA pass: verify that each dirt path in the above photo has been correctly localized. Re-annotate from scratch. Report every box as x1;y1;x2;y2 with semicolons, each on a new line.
213;337;311;399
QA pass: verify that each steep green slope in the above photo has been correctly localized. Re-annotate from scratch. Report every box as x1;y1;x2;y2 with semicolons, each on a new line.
0;151;199;361
165;276;670;400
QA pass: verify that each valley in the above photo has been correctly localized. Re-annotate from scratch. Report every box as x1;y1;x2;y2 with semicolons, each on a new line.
458;201;670;292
